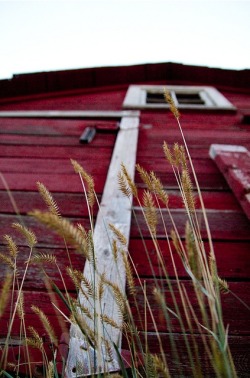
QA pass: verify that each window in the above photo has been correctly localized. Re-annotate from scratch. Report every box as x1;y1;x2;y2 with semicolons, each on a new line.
123;85;236;111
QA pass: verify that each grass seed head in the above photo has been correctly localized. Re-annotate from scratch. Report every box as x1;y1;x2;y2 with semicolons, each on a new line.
37;182;61;217
17;291;25;320
71;159;95;207
150;171;169;206
109;223;127;246
217;277;229;294
0;252;15;269
30;211;90;259
0;273;13;317
143;190;158;237
164;89;180;119
163;142;175;165
122;250;136;296
27;326;44;351
3;235;18;259
136;164;154;191
119;162;138;198
12;223;37;248
181;169;196;213
31;305;58;346
30;253;57;265
46;361;54;378
185;222;201;280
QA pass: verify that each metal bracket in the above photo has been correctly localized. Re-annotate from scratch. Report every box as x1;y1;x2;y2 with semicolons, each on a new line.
79;123;120;144
79;127;96;144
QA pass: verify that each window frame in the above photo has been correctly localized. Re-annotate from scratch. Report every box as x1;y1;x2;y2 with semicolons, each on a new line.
123;85;236;111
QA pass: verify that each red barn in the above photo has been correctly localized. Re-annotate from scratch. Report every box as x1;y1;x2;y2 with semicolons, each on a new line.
0;62;249;377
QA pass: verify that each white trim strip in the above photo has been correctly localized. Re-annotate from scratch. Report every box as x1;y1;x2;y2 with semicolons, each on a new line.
0;110;140;119
65;115;139;377
209;144;247;159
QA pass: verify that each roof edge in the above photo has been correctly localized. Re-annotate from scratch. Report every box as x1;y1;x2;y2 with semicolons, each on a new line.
0;62;249;100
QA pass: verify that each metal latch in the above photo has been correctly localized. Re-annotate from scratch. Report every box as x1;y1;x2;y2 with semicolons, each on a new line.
79;127;96;144
79;123;120;144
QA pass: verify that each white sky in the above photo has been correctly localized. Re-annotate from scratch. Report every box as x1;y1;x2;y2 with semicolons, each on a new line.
0;0;249;80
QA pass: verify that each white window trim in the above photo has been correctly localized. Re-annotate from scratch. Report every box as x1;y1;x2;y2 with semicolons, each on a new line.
123;85;236;111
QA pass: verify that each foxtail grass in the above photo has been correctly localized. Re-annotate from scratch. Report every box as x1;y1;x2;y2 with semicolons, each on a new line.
0;94;245;377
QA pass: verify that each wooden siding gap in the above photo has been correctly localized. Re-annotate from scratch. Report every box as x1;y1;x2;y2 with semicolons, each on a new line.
65;115;139;377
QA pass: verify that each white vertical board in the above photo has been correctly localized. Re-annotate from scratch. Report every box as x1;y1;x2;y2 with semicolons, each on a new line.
65;115;139;377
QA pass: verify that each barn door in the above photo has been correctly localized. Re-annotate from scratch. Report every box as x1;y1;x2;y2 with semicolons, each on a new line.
0;110;139;376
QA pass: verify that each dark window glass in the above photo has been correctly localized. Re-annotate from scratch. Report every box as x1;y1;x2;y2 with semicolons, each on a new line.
175;93;205;105
146;92;166;104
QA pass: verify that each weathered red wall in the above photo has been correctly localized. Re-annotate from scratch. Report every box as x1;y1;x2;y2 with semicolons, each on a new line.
0;65;249;374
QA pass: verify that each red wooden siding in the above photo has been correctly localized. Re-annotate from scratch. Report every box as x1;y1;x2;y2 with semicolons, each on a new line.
0;88;127;111
0;64;250;376
0;116;117;342
128;86;250;375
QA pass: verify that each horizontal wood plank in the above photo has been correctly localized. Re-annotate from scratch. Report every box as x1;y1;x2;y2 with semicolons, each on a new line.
140;112;243;130
0;190;241;216
0;289;70;338
0;191;99;216
130;208;250;240
0;156;111;174
122;333;250;377
0;145;113;159
0;119;117;136
136;157;220;174
0;245;85;290
135;189;241;210
0;173;106;193
0;133;116;147
0;214;92;248
138;128;250;146
129;239;250;279
0;164;228;192
128;280;250;334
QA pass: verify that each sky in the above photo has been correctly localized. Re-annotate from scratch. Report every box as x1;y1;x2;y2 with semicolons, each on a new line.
0;0;249;80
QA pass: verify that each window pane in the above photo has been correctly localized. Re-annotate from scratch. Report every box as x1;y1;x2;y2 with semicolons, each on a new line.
176;92;205;105
146;92;166;104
